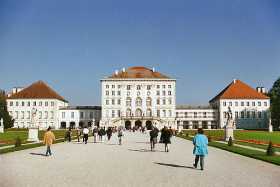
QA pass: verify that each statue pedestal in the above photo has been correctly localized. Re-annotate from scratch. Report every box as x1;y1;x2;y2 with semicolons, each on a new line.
0;118;4;133
178;125;183;133
0;126;4;133
27;127;39;142
269;125;273;133
225;119;234;141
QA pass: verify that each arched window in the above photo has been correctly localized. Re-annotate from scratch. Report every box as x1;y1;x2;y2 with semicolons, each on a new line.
126;108;132;117
136;97;142;107
146;109;152;117
135;108;142;117
146;97;152;106
126;97;132;106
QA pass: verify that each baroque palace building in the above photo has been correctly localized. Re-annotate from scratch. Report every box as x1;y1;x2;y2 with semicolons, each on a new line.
100;66;177;130
5;66;271;130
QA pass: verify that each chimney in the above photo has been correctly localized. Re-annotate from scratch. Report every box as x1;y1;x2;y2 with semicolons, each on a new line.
256;87;261;93
122;68;126;72
12;87;23;94
152;67;155;72
115;70;119;75
261;87;266;94
233;79;237;84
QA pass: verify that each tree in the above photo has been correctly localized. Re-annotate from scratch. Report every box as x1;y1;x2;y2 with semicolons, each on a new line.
0;91;14;129
269;77;280;129
266;141;275;156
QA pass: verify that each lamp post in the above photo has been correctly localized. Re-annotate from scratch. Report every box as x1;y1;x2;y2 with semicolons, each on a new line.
27;108;39;142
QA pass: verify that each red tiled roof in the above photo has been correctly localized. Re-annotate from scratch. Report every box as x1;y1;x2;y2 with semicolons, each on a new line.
108;66;170;79
210;79;269;102
8;81;68;102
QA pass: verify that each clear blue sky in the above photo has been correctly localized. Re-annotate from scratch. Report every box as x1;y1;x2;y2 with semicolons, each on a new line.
1;0;279;105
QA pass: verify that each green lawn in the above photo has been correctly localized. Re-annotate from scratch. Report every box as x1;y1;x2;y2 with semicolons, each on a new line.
0;129;77;146
181;130;280;144
177;134;280;166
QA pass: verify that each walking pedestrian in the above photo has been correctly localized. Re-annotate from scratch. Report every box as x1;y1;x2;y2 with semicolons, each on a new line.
150;127;158;151
193;128;208;170
160;126;172;152
43;127;56;156
93;127;98;143
118;127;123;145
83;126;89;144
77;127;81;142
106;127;113;141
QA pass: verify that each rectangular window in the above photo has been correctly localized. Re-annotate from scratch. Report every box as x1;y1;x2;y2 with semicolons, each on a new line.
137;85;141;90
22;102;25;106
203;112;207;118
252;102;255;106
147;85;151;90
16;102;19;106
264;102;267;106
27;111;30;119
50;111;54;119
168;98;172;105
184;112;188;118
157;91;160;96
33;101;36;106
258;111;262;118
157;85;160;89
169;110;172;117
157;110;160;117
112;85;115;89
223;102;226;106
247;102;250;106
162;91;166;96
27;102;30;106
118;91;121;96
223;112;227;118
168;85;172;89
39;111;42;119
162;85;166;89
106;85;109;89
45;111;48;119
168;91;172;96
112;110;115;118
229;102;232;106
118;85;121;89
258;102;261;106
118;110;121;117
112;99;115;105
127;85;131;90
194;112;197;118
71;112;74;119
15;111;18;119
163;110;166;117
10;101;13;106
246;111;250;118
235;112;238;118
252;111;256;118
21;111;24;119
90;112;93;118
112;91;115;96
106;100;109;105
157;99;160;105
241;102;244;106
39;102;42;106
235;102;238;106
45;102;48;107
106;91;109;96
162;99;166;105
51;102;54;106
80;112;84;119
176;112;179;118
118;99;121;105
241;111;244;118
62;112;65;119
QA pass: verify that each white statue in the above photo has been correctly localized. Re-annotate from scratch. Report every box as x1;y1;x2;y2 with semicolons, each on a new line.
225;107;234;141
0;118;4;133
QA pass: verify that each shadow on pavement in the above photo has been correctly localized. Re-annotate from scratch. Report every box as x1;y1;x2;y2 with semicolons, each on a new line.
128;149;165;153
135;142;149;144
154;162;194;169
30;153;46;157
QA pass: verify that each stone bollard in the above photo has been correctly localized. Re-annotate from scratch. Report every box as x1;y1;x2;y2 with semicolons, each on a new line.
0;118;4;133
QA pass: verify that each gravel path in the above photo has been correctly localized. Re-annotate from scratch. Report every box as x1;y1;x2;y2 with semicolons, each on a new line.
0;132;279;187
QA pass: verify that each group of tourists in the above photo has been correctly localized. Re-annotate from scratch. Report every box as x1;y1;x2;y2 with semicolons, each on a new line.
43;125;208;170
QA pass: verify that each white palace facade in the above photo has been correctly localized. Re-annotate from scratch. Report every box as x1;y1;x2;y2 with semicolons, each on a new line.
100;67;176;130
5;66;271;130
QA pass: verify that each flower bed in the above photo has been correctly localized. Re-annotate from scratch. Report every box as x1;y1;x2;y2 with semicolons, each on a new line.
236;139;280;148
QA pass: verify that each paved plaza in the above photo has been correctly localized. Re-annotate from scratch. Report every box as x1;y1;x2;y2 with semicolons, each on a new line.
0;132;280;187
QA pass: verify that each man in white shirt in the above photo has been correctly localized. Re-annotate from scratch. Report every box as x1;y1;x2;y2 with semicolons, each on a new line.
83;127;89;144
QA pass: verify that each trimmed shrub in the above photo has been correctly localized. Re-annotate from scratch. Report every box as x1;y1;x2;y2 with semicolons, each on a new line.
266;141;275;156
14;137;22;147
185;133;189;137
228;136;233;146
208;136;212;142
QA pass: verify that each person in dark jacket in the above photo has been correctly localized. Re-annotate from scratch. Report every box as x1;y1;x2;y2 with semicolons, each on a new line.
150;127;158;151
106;127;113;141
65;127;71;142
160;126;172;152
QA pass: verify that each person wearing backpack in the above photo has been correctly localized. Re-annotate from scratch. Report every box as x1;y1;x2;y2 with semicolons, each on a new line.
150;127;158;151
118;127;123;145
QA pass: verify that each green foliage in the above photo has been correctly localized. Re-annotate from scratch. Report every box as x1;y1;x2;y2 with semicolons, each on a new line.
266;141;275;156
0;93;14;129
14;136;22;147
228;136;233;146
207;136;212;142
269;77;280;129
